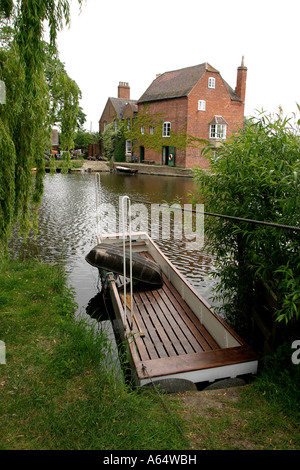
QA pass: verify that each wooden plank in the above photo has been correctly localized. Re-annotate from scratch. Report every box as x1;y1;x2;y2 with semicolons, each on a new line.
137;291;176;358
141;250;219;350
146;288;189;355
161;279;217;351
161;274;220;350
142;245;247;348
136;345;258;380
110;276;151;363
108;278;148;372
120;293;145;337
130;294;158;361
139;290;180;358
154;286;205;353
133;291;168;359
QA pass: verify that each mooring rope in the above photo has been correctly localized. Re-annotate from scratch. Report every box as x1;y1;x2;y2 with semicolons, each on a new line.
131;198;300;232
141;364;193;450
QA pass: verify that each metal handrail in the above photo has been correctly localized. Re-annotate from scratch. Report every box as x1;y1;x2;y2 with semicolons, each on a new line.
121;196;133;329
95;173;102;242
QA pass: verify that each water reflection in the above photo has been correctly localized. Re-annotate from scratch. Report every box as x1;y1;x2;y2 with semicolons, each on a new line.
9;172;219;319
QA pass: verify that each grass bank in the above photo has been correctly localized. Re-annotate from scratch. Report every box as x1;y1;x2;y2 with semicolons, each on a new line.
45;157;84;172
0;259;299;450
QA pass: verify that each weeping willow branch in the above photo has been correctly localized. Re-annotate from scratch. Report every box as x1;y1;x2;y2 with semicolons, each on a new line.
0;0;84;253
0;117;16;256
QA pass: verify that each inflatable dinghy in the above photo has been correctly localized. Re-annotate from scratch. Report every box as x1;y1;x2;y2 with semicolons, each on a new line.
85;243;163;287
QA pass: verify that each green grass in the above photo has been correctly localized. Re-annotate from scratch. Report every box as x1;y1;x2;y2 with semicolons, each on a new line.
0;258;299;450
0;258;187;450
47;158;84;170
173;379;299;450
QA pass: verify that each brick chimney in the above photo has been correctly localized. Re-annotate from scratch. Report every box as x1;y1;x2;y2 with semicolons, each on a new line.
235;56;247;103
118;82;130;99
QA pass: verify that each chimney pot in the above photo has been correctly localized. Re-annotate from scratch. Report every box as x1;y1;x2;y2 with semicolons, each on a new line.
235;57;247;103
118;82;130;99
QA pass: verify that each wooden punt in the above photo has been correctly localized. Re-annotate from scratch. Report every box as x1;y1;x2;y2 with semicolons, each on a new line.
116;166;138;175
95;232;258;388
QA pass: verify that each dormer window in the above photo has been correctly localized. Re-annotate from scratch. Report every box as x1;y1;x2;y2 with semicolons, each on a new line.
209;116;227;139
198;100;206;111
208;77;215;89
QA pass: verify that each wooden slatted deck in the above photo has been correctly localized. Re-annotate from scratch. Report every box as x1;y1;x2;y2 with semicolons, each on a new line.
108;250;257;386
128;271;220;362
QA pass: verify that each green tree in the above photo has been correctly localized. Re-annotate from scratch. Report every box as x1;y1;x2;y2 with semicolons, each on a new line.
192;109;300;328
0;31;50;246
74;129;93;154
76;106;87;130
45;45;82;151
102;121;126;161
0;0;13;19
0;0;84;254
51;69;81;171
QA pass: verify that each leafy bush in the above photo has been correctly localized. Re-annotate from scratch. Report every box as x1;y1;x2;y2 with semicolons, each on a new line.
192;109;300;327
102;121;126;161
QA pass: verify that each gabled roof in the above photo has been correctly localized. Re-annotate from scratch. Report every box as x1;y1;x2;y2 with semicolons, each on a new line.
124;101;138;114
109;97;137;119
210;115;228;125
138;62;241;103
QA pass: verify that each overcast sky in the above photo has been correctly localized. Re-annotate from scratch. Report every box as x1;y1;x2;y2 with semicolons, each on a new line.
56;0;300;132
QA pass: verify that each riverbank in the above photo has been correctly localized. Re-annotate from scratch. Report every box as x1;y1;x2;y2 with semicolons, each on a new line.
0;258;187;450
1;258;299;450
113;162;195;178
70;159;195;178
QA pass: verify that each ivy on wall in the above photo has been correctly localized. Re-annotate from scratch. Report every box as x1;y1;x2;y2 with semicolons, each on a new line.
125;107;207;154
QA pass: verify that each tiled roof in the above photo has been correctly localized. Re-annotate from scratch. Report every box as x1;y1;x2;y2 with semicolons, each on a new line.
138;62;241;103
125;101;138;113
210;115;228;125
109;98;137;119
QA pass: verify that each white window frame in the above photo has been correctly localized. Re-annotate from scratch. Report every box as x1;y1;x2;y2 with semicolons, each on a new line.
198;100;206;111
127;118;131;130
103;121;107;131
163;121;171;137
149;126;154;135
208;77;215;89
126;139;132;155
210;124;227;139
114;119;118;132
141;126;145;135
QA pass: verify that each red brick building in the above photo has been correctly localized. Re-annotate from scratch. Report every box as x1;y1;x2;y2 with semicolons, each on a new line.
98;59;247;168
136;59;247;168
98;82;137;156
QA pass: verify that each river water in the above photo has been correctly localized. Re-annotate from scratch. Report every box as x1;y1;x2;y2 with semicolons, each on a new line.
10;172;219;322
